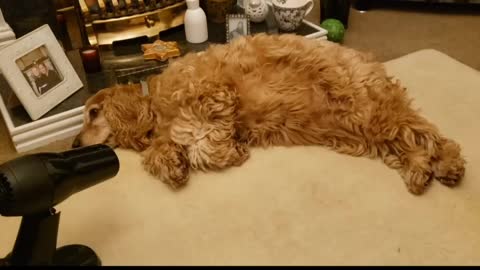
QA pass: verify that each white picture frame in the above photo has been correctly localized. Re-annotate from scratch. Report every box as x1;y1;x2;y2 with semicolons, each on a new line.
0;24;83;121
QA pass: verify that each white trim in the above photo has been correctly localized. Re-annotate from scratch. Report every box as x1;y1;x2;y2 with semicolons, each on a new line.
303;20;328;39
14;123;83;153
0;89;15;132
0;86;84;136
11;106;84;136
141;80;149;96
12;113;83;144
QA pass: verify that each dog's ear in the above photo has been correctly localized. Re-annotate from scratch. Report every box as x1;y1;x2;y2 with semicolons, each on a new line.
103;85;155;151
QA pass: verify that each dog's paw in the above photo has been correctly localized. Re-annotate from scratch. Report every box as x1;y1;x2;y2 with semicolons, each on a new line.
142;143;190;189
432;140;466;187
403;169;434;195
434;159;465;187
231;143;250;167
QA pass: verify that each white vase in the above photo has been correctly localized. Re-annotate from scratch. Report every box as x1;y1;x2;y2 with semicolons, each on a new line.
245;0;269;23
184;0;208;43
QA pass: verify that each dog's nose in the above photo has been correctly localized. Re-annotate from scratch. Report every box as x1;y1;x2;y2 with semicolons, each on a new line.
72;137;81;148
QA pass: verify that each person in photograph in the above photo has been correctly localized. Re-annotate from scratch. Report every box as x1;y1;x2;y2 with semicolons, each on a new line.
27;65;43;96
36;62;62;94
229;20;245;41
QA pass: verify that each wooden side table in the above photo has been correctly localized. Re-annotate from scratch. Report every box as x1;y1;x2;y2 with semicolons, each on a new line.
0;7;327;153
102;6;327;83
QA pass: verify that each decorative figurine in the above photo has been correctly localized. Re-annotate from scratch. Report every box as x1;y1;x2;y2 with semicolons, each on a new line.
245;0;268;23
141;39;181;61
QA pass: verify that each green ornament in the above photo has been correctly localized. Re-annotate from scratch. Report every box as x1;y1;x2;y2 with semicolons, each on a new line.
321;19;346;43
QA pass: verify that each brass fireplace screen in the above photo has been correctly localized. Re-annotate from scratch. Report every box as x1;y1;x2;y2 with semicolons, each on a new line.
77;0;186;46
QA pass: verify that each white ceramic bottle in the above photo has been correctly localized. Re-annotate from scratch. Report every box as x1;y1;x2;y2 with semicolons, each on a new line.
184;0;208;43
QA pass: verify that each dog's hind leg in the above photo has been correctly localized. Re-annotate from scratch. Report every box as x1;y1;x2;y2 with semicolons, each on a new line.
364;78;465;194
381;141;434;195
378;112;466;194
323;120;435;195
297;127;435;189
377;113;441;194
316;130;375;158
384;116;465;194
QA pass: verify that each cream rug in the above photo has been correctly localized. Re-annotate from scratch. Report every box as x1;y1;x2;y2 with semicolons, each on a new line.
1;49;479;266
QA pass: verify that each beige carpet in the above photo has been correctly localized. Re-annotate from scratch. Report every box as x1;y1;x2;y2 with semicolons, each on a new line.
306;1;480;70
1;49;479;265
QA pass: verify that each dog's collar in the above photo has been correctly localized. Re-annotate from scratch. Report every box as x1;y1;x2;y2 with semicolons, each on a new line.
140;79;149;96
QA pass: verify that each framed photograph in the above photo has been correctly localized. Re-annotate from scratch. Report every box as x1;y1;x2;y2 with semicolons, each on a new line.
0;24;83;120
226;14;251;43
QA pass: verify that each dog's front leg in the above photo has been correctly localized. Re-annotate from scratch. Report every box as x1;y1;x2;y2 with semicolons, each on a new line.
170;81;250;172
141;137;190;189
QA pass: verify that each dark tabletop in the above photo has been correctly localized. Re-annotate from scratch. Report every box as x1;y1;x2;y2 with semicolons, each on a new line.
1;7;322;127
157;5;319;54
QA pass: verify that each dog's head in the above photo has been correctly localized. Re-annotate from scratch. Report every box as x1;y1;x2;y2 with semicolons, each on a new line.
72;84;155;151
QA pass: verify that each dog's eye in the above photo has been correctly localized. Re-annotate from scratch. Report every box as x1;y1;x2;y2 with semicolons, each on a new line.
89;108;99;119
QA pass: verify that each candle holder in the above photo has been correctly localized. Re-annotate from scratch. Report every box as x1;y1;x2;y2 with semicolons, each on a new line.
80;46;102;73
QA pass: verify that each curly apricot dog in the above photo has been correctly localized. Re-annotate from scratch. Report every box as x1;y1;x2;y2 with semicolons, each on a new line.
73;34;465;195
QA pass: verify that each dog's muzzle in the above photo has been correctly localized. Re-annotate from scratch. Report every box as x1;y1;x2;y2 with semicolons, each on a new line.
72;136;81;148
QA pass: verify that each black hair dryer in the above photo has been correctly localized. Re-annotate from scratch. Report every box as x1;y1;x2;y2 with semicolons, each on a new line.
0;144;120;266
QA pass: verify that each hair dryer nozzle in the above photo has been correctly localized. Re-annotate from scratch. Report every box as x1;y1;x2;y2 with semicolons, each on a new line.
51;144;120;205
0;145;119;217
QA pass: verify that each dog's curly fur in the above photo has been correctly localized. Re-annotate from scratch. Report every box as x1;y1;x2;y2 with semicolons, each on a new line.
74;34;466;195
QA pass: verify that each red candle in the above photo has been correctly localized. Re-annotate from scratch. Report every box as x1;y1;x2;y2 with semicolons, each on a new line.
80;47;102;73
56;13;66;24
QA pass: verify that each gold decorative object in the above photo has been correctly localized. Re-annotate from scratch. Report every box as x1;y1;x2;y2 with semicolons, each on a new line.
141;39;181;61
77;0;187;46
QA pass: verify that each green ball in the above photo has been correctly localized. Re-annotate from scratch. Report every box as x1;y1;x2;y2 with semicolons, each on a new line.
320;19;345;43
